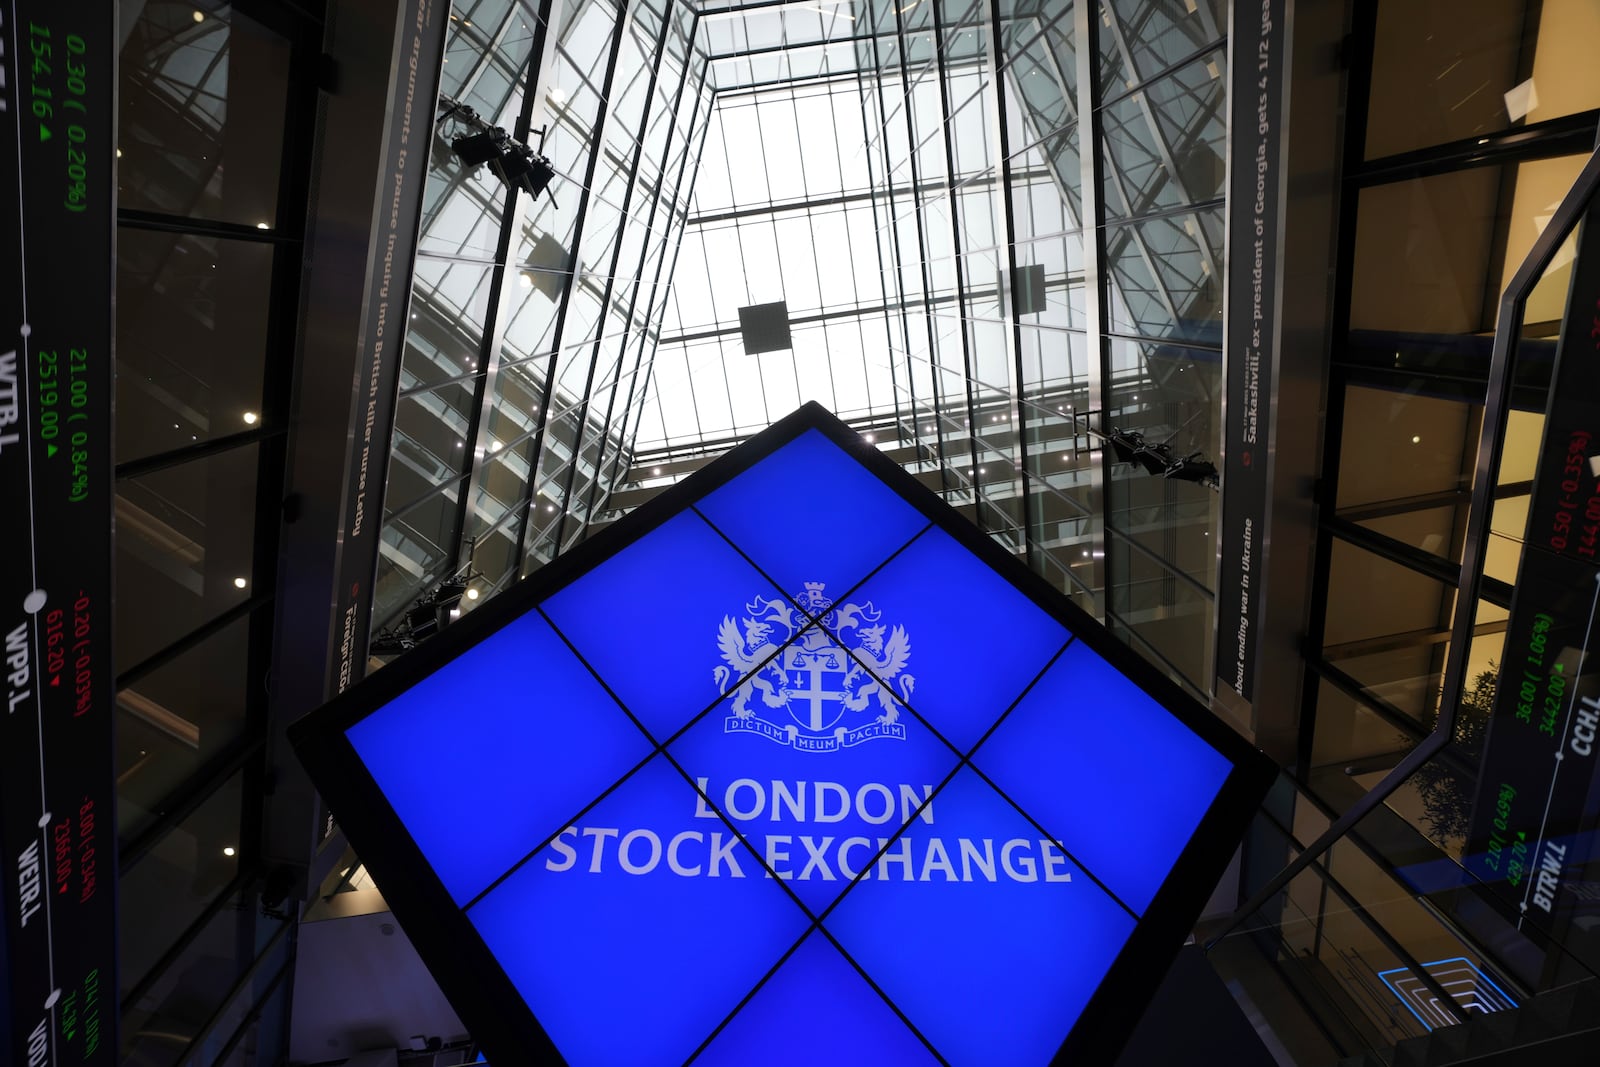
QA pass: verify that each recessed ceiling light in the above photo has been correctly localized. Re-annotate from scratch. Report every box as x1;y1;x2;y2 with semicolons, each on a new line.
233;577;247;589
192;10;205;22
256;222;269;230
466;588;479;601
1411;435;1421;444
242;411;258;424
223;846;236;856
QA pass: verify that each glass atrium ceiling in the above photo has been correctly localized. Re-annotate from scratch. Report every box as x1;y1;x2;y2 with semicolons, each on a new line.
378;0;1230;698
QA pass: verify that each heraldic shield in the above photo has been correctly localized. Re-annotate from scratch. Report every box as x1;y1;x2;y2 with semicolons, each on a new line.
715;580;914;751
290;402;1275;1067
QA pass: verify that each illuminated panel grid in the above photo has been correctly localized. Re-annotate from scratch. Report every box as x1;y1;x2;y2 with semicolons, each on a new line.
1378;958;1519;1032
295;405;1269;1065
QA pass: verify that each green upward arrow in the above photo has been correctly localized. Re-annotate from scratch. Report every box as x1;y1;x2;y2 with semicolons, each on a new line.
47;443;57;457
39;125;51;142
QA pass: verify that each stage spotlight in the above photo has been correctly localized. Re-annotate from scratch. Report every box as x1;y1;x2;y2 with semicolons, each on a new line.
451;130;503;166
1107;428;1143;465
1132;441;1174;476
405;601;443;640
493;145;557;199
369;632;417;656
1107;426;1220;490
1163;453;1220;487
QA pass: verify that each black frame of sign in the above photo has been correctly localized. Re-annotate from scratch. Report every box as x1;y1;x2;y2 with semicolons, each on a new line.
290;402;1277;1066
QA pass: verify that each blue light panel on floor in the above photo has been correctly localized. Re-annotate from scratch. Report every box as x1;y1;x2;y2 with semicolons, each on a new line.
1377;957;1518;1032
304;407;1264;1065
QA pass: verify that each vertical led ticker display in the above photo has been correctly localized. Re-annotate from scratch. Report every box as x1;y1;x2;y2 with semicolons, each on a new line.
1;1;117;1064
294;404;1271;1065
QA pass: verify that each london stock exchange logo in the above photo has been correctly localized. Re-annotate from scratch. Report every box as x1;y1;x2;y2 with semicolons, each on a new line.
713;582;913;753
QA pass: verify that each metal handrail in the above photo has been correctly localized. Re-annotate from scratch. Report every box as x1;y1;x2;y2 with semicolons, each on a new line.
1204;136;1600;959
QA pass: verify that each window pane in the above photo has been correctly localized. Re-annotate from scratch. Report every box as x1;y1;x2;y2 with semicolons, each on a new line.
1366;1;1600;160
117;611;254;840
119;771;244;998
118;2;291;226
116;228;274;463
119;886;288;1065
116;443;261;674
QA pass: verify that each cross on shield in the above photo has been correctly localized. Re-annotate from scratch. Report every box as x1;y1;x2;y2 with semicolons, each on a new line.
782;642;848;732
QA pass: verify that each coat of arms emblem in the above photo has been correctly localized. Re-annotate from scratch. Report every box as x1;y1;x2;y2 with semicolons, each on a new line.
713;582;913;752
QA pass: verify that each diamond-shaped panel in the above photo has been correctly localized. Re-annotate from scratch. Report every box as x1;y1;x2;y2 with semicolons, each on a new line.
972;640;1231;914
823;767;1138;1066
468;756;811;1066
347;610;654;904
690;931;941;1066
543;509;791;741
695;428;928;599
823;526;1069;752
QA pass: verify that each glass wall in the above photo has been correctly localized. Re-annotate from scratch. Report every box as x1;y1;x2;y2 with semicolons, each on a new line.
373;0;714;635
366;0;1234;704
114;0;323;1061
1301;0;1600;1001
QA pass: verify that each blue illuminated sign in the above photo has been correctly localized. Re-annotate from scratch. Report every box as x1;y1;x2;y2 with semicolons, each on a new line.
292;404;1272;1065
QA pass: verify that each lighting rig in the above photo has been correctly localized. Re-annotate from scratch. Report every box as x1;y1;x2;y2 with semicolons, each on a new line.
1104;427;1220;489
369;564;486;657
437;95;558;205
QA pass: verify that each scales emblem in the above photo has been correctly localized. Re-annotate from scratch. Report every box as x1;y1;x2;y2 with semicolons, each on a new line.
713;582;913;752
